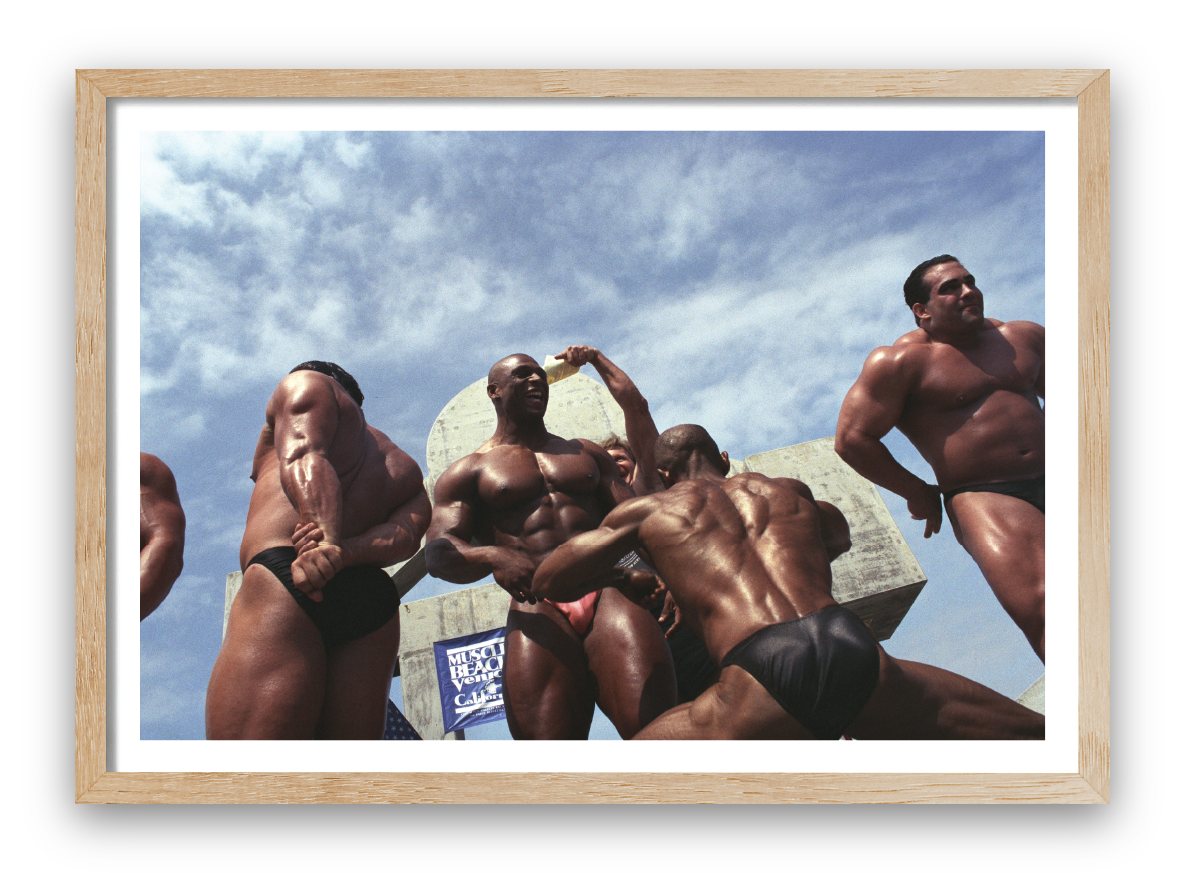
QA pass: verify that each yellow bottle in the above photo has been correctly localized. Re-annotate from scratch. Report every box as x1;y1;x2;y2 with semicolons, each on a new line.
543;354;579;384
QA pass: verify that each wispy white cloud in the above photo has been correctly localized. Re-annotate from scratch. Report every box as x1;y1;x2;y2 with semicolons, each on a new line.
139;129;1047;738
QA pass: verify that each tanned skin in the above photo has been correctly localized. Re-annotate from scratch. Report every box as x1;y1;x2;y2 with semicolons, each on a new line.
534;425;1044;740
425;354;677;740
140;452;186;620
556;345;665;496
835;260;1046;661
206;369;431;739
556;344;720;696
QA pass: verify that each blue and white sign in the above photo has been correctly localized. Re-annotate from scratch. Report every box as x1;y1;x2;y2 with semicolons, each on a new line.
432;628;507;732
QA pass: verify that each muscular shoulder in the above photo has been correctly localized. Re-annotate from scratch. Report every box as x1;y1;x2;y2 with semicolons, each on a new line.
728;472;813;502
140;452;179;497
433;451;484;500
769;475;814;501
267;370;344;423
858;342;927;386
999;319;1045;349
371;426;425;485
576;437;614;464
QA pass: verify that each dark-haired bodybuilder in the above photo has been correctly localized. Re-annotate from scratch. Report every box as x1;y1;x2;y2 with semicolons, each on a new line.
535;424;1044;740
140;452;185;620
206;363;430;739
425;354;676;740
835;257;1046;661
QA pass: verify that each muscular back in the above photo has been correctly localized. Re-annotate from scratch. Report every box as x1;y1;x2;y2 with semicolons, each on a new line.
636;474;841;660
240;371;423;566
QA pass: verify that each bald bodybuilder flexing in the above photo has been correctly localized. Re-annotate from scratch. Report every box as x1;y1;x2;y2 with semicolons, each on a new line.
425;354;676;740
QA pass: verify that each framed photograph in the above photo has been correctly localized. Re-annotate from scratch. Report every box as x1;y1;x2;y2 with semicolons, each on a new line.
25;30;1156;867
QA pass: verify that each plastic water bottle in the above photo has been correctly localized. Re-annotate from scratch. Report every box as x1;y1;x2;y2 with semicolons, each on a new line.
543;354;579;384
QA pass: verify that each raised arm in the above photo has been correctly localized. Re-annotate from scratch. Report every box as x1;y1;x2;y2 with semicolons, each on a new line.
834;347;942;537
139;452;186;620
533;496;661;607
558;345;663;494
423;460;539;603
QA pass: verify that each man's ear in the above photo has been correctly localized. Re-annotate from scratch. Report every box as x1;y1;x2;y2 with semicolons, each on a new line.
912;302;929;324
657;467;674;488
486;383;498;399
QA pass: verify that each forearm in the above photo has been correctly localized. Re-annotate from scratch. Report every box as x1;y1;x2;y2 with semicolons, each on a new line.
588;351;640;402
533;529;629;601
281;451;343;542
342;521;423;568
425;536;515;585
535;566;625;603
835;431;931;500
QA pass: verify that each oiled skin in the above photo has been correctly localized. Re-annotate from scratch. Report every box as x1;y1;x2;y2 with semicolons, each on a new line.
535;442;1044;741
835;260;1046;660
139;452;185;621
206;370;430;740
425;354;676;740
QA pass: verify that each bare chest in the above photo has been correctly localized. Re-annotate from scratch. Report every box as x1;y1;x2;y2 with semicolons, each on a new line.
909;335;1041;413
476;444;601;513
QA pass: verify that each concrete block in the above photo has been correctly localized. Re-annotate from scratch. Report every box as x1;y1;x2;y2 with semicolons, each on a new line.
1016;673;1046;715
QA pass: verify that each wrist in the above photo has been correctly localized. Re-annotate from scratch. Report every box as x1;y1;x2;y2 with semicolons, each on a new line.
903;478;934;501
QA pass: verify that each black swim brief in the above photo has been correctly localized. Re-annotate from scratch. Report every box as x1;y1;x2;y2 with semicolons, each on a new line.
943;475;1045;516
245;546;400;646
619;551;720;703
720;605;880;740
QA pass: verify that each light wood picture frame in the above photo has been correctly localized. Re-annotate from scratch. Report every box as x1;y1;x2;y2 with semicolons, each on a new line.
76;69;1109;803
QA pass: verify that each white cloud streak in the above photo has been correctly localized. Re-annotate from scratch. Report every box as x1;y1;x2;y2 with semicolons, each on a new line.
139;129;1047;739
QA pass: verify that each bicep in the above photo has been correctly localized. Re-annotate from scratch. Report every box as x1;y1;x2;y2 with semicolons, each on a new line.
837;353;911;440
427;467;478;541
157;499;186;541
622;403;661;478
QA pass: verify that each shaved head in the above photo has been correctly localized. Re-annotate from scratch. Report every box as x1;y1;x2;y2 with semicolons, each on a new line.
655;424;728;479
488;353;539;387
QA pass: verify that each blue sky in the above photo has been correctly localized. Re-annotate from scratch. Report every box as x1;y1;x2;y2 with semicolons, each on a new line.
138;128;1045;741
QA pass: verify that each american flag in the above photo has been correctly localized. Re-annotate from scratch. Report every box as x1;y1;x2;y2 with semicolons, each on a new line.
383;699;422;740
